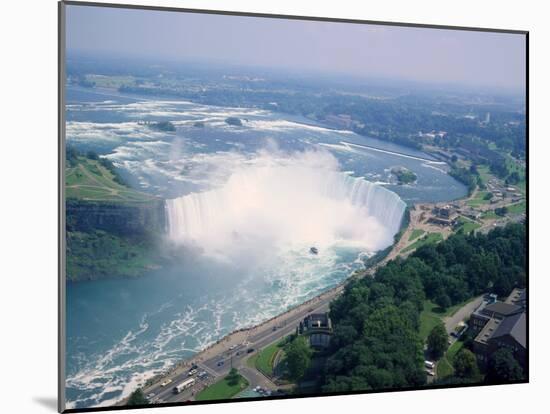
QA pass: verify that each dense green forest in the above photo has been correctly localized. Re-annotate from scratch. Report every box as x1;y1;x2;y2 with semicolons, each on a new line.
66;230;159;281
449;165;481;195
320;223;526;392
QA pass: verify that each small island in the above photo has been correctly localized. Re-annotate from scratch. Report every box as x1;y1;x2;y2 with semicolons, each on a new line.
391;166;417;185
139;120;176;132
225;117;243;126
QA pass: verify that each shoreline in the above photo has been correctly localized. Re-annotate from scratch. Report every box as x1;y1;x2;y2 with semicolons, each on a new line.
134;278;348;396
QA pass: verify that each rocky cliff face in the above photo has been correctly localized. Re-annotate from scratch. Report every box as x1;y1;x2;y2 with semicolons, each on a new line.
66;199;166;236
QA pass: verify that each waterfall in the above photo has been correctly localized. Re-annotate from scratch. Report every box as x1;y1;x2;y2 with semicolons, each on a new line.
330;172;406;237
165;158;406;258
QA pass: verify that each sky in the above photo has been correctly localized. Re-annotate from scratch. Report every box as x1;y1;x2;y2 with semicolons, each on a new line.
66;4;526;91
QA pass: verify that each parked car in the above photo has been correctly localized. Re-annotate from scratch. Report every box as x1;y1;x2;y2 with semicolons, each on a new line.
217;360;224;366
247;348;255;354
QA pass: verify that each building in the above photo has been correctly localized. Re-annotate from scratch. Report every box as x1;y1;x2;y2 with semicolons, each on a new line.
429;205;458;226
470;289;526;370
470;301;523;333
297;313;333;349
461;208;483;221
505;288;527;309
434;205;454;219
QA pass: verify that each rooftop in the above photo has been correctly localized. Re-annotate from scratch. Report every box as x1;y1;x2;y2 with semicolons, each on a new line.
483;302;522;317
301;313;332;332
492;312;526;349
474;308;526;350
475;318;503;345
505;288;527;307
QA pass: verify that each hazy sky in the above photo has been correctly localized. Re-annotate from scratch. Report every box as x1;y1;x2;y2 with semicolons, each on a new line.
66;4;526;91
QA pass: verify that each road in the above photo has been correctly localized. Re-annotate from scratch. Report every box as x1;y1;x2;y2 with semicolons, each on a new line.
443;296;483;336
137;289;334;405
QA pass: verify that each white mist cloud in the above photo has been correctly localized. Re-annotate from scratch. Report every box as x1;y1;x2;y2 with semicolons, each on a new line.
166;148;405;263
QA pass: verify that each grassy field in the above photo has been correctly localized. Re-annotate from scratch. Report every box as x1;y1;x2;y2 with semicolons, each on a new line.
477;165;492;186
402;232;443;254
506;201;526;214
447;339;465;362
66;156;156;203
248;337;287;377
408;229;426;242
419;300;470;341
482;210;499;220
467;191;492;207
436;339;465;379
195;373;249;401
436;357;454;378
455;216;481;234
419;300;451;340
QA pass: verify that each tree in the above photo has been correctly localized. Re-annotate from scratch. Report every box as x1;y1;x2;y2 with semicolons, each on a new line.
495;206;508;217
427;323;448;359
66;146;79;166
453;349;480;380
127;388;149;406
285;335;313;380
506;171;521;185
486;349;524;383
434;292;452;310
226;368;240;386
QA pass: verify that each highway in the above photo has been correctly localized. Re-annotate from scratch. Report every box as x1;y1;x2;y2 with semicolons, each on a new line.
137;287;336;405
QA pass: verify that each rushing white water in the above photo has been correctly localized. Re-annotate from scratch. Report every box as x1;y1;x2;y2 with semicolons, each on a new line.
165;150;406;261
